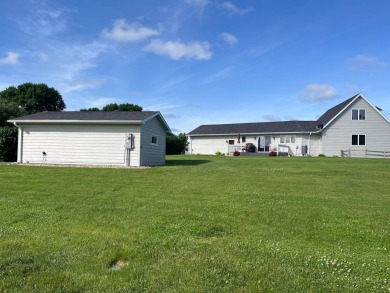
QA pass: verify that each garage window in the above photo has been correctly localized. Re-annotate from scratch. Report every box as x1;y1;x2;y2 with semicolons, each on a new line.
151;135;158;145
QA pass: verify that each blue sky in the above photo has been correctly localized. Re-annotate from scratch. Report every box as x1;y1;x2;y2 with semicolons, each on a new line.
1;0;389;133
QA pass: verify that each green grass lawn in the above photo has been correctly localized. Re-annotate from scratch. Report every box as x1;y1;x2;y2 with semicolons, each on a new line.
0;155;389;292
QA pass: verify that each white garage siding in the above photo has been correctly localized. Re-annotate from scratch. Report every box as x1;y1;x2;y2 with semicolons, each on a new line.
140;116;167;166
20;124;141;166
321;97;390;156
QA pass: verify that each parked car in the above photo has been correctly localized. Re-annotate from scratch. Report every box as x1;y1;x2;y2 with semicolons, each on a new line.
242;143;256;152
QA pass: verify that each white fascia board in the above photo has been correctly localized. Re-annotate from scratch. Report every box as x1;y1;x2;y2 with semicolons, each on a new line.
360;94;390;124
189;131;318;137
321;94;390;131
142;112;172;133
7;119;143;124
321;94;360;130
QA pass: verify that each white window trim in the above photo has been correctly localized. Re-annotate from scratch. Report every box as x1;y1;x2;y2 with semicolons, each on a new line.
151;135;158;146
280;135;295;144
351;134;366;146
351;109;366;120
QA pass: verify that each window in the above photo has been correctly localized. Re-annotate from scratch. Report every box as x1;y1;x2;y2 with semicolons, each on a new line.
359;109;366;120
280;136;295;143
228;140;234;145
352;135;365;146
352;109;358;120
352;109;366;120
242;136;246;143
151;135;158;145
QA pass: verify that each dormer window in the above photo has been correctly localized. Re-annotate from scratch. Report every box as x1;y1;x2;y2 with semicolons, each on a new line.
352;109;365;120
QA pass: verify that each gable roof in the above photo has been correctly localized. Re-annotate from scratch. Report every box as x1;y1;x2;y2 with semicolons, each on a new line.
8;111;171;132
316;94;358;127
188;93;388;136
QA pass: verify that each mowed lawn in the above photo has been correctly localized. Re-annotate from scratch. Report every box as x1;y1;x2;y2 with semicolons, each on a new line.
0;156;389;292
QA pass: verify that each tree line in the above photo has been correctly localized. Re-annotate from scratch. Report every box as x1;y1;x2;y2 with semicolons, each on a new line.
0;82;187;161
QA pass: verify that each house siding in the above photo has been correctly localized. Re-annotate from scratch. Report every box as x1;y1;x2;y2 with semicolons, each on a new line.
140;116;166;166
190;134;313;155
190;135;247;155
20;124;141;166
321;97;390;156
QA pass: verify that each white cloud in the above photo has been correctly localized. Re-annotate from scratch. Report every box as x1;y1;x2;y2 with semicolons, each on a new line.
89;97;120;108
347;54;386;71
219;2;252;16
263;114;281;121
185;0;209;8
144;103;182;111
144;39;212;60
164;113;181;119
300;84;339;103
40;52;48;62
58;41;109;93
15;3;70;36
0;52;19;64
219;32;237;46
67;79;106;92
205;66;233;83
102;19;160;42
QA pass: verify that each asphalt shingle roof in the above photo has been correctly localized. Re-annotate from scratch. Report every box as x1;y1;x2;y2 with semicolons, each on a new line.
9;111;159;121
188;121;319;135
189;95;360;135
316;94;358;126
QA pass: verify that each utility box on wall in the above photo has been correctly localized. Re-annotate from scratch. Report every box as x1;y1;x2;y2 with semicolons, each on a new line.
125;133;135;149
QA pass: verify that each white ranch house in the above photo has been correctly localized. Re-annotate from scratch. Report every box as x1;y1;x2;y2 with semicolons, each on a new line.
8;111;171;167
188;94;390;157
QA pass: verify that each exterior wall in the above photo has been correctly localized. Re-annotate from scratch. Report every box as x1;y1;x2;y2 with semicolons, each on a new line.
19;123;141;166
190;133;312;156
190;135;251;155
140;116;167;166
321;97;390;156
302;133;322;156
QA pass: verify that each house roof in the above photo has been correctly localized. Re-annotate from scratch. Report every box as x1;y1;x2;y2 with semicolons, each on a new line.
316;94;358;127
188;93;380;136
189;120;319;135
9;111;159;121
8;111;171;132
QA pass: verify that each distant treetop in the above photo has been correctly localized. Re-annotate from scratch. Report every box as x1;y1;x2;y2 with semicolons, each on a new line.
80;103;143;112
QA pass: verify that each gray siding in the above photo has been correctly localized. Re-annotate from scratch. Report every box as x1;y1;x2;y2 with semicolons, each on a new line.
140;116;166;166
321;97;390;156
20;124;141;166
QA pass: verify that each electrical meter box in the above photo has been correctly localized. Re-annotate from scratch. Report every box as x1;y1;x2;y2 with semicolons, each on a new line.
125;133;135;149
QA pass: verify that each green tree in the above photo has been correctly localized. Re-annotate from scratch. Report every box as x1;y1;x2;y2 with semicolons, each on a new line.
80;103;143;112
80;107;100;112
166;133;189;155
0;83;66;162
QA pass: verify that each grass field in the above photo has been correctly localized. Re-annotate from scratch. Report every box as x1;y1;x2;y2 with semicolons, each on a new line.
0;155;389;292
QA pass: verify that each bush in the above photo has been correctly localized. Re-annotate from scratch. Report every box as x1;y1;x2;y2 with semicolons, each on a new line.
233;151;240;156
166;133;189;155
215;151;222;156
318;154;326;157
269;151;277;157
0;126;18;162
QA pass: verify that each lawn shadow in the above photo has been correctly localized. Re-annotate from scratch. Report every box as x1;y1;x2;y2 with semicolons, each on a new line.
165;159;211;166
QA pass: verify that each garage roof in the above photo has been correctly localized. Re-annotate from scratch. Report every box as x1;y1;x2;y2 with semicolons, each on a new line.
8;111;171;132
